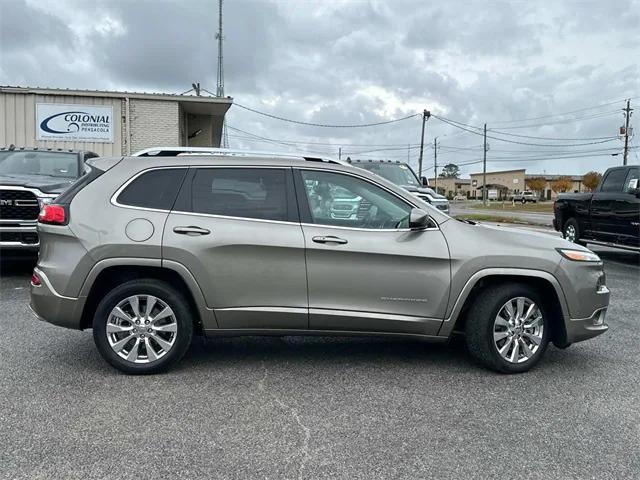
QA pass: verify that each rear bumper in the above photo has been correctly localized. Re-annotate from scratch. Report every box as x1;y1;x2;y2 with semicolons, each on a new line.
30;267;84;330
565;307;608;343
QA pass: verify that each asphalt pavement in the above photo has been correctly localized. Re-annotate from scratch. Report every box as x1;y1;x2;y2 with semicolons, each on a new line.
1;241;639;479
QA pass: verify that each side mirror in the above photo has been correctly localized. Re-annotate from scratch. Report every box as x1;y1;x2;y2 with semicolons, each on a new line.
421;176;429;186
409;207;431;229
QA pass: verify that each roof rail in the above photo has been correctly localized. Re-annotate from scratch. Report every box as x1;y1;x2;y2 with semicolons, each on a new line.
134;147;350;166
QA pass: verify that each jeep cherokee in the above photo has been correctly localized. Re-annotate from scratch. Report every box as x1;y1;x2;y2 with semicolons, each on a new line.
30;151;609;374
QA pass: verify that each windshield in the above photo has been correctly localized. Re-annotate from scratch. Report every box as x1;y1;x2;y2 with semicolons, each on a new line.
357;162;420;187
0;151;78;178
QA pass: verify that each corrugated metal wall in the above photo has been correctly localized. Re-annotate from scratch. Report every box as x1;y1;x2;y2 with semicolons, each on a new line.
0;92;123;156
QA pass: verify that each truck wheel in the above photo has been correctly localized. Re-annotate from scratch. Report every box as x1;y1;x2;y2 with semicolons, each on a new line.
465;284;550;373
93;279;193;374
562;218;586;246
521;198;526;204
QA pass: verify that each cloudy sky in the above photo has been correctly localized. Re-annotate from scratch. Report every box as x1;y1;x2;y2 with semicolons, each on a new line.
1;0;639;177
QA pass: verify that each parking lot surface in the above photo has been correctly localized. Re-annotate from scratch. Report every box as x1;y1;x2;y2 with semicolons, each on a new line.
1;245;639;479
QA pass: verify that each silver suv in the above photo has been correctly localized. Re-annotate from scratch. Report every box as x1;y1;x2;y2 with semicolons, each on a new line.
30;152;609;374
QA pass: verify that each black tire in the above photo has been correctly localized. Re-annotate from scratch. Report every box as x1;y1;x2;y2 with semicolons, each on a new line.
521;198;526;204
93;279;193;374
562;218;587;246
465;283;550;373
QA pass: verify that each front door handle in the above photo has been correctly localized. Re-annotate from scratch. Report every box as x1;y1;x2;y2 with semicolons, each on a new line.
312;235;348;245
173;226;211;236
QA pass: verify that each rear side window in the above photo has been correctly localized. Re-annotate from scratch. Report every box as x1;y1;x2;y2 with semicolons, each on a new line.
117;168;187;210
600;168;627;192
178;168;291;221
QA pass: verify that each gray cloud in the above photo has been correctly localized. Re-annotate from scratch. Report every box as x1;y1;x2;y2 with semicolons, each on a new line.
0;0;639;175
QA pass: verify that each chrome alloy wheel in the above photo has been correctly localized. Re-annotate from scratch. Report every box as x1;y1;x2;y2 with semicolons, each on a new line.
106;295;178;364
493;297;544;364
564;224;577;242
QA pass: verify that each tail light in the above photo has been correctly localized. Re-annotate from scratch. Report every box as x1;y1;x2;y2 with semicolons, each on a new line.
38;204;67;225
31;271;42;287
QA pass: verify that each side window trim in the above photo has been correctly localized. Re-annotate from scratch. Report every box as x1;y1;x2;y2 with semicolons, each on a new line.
172;166;300;224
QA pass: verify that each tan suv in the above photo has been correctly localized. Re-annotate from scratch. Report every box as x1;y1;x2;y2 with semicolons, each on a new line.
30;151;609;374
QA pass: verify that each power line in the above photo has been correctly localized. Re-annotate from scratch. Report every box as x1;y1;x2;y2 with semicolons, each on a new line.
486;129;617;141
493;110;621;129
490;98;629;124
234;103;421;128
227;124;419;147
432;114;619;147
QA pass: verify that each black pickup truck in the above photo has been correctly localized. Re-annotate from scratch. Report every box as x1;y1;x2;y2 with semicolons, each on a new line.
0;147;98;251
553;165;639;251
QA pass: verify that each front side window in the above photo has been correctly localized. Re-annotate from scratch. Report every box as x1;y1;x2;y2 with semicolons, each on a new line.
187;168;289;221
300;170;412;229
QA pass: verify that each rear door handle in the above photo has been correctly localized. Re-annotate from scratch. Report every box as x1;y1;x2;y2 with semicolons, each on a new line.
312;235;348;245
173;226;211;236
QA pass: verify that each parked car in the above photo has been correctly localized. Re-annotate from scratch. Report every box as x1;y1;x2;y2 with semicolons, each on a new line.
0;146;98;251
513;191;538;203
348;159;450;214
30;151;609;374
553;165;639;251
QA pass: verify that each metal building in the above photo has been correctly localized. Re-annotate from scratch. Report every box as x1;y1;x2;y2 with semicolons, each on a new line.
0;86;232;156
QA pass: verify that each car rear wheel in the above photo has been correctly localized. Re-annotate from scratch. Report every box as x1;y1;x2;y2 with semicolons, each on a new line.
465;284;550;373
563;218;586;246
93;279;193;374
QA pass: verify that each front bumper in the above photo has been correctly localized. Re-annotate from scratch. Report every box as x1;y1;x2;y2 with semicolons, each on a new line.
566;307;609;343
30;267;84;330
0;222;39;249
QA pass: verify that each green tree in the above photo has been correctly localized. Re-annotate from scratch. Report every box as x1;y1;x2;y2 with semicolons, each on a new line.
439;163;460;178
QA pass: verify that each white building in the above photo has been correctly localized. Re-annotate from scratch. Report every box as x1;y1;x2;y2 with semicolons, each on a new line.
0;85;232;156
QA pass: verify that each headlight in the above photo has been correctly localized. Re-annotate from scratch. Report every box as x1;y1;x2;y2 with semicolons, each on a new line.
556;248;601;262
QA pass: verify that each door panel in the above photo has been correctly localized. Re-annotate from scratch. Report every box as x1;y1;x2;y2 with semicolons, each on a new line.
294;168;451;335
163;167;308;330
589;193;618;242
302;225;451;334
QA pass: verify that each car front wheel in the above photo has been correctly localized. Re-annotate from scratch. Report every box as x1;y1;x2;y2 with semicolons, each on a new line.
93;279;193;374
465;284;550;373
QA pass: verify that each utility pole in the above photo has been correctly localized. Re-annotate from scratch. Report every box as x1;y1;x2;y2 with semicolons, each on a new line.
483;123;488;206
215;0;228;147
622;99;633;166
338;147;342;161
433;137;438;192
418;110;431;178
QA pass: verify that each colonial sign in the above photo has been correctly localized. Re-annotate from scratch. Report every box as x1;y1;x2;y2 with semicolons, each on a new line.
36;103;113;143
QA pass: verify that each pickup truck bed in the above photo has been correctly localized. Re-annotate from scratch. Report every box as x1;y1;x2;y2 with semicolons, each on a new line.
553;166;639;251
